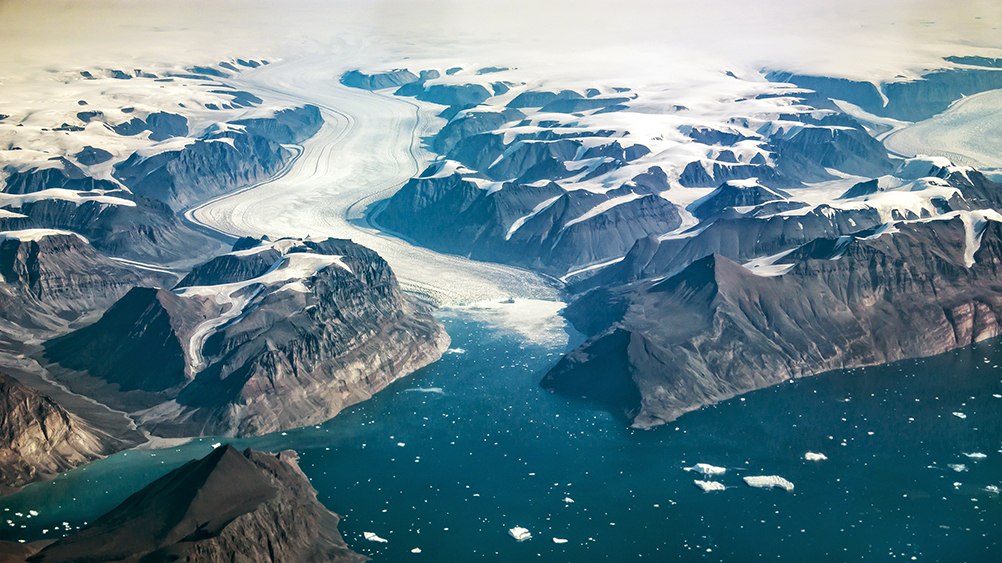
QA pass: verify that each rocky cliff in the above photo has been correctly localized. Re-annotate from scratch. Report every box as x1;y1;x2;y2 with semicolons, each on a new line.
113;105;322;211
0;231;172;335
22;445;367;563
0;371;116;497
544;214;1002;428
42;236;449;437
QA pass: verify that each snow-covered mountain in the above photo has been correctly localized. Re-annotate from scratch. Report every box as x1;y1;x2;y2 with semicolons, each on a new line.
349;59;1002;424
42;236;449;438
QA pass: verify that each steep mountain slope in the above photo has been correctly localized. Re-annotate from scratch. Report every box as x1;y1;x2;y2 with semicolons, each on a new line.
362;65;896;277
22;446;366;563
0;230;172;337
42;237;449;437
543;213;1002;427
0;371;118;497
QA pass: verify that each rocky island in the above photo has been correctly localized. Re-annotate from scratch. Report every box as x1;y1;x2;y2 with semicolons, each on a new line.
0;445;367;563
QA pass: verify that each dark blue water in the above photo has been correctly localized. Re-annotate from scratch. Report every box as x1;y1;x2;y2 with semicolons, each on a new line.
3;307;1002;562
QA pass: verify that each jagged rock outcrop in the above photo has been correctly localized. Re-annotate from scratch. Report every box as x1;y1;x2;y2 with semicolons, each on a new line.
545;214;1002;428
0;371;116;497
22;446;367;563
42;237;449;437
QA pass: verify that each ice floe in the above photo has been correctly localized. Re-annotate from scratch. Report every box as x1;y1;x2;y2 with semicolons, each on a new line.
363;532;388;543
963;452;987;459
948;464;968;473
684;463;726;476
508;526;531;541
694;480;726;492
952;412;968;419
743;475;794;491
553;538;569;544
804;452;828;461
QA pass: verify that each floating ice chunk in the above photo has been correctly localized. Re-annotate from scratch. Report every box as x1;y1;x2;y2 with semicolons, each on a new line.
210;443;221;449
364;532;388;543
553;538;569;544
404;387;446;394
509;526;531;541
411;548;422;553
994;394;1002;399
804;452;827;461
694;480;726;492
743;475;794;491
684;463;726;475
953;412;968;419
563;497;575;503
397;443;406;447
29;511;38;517
948;464;968;473
985;485;1000;494
964;452;988;459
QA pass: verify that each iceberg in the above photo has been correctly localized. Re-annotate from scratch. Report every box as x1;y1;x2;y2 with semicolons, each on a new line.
684;463;726;475
411;548;422;553
363;532;389;543
509;526;531;541
804;452;827;461
743;475;794;491
963;452;987;459
694;480;726;492
948;464;968;472
553;538;569;544
952;412;968;419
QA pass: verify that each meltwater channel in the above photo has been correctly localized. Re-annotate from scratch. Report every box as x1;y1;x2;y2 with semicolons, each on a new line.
3;304;1002;562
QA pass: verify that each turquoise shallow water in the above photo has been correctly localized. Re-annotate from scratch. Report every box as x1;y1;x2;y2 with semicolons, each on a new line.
2;308;1002;562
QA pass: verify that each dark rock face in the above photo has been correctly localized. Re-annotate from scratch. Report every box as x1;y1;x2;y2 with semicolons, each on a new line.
0;371;115;497
574;204;884;292
112;112;189;141
27;446;367;563
114;136;285;211
506;90;582;108
113;105;322;210
42;237;449;437
2;159;119;195
690;181;790;220
374;169;683;275
72;147;113;166
538;96;630;114
341;69;419;90
768;67;1002;122
0;233;170;331
230;105;322;144
413;84;492;107
545;216;1002;428
43;287;220;397
433;108;525;154
8;196;217;264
